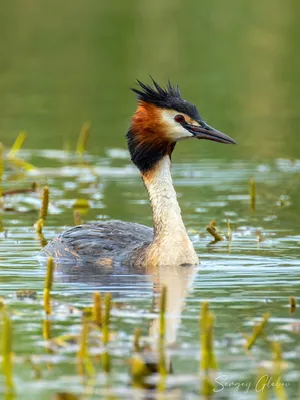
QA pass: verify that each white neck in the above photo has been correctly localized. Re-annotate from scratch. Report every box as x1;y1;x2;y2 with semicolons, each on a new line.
142;156;199;266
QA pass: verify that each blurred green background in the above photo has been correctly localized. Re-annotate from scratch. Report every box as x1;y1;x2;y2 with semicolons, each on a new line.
1;0;300;161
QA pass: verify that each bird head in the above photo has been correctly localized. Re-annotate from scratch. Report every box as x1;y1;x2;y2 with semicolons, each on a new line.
127;79;236;173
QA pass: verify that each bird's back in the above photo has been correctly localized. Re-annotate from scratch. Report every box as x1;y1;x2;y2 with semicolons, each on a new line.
41;220;153;268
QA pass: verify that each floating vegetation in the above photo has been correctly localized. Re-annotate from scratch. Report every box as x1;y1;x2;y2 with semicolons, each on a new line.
206;220;224;242
16;289;37;299
35;186;49;234
54;393;80;400
245;313;270;351
2;182;37;197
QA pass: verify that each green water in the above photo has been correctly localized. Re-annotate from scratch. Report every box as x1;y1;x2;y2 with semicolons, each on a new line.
1;1;300;399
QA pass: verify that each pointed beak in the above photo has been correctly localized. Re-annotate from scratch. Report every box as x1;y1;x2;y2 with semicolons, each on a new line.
187;122;236;144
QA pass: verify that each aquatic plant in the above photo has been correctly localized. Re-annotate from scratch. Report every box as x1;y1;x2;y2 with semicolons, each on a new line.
6;132;36;171
76;122;91;157
271;342;287;400
200;302;217;396
43;257;54;315
289;296;296;315
206;220;224;242
0;125;298;399
200;302;217;372
77;316;95;376
73;210;82;226
158;288;167;371
245;313;270;351
133;328;142;353
35;186;49;234
250;177;256;212
226;217;232;242
7;132;27;159
1;309;14;392
101;293;112;373
92;292;102;327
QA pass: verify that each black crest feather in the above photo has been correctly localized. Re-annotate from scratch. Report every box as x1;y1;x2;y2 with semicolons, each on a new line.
131;77;201;122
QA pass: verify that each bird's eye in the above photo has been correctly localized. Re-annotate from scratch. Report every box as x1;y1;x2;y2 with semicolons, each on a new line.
174;114;185;123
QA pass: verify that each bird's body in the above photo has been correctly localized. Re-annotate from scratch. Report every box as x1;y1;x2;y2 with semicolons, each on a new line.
42;220;153;268
42;79;236;267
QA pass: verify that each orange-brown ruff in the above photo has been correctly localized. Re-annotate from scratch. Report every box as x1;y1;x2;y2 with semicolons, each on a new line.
131;103;174;155
41;79;236;268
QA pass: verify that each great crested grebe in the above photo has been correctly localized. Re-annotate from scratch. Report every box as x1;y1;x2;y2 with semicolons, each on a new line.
42;79;236;268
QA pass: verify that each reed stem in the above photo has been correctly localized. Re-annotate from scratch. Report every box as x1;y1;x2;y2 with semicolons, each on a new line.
157;285;167;394
43;257;54;315
7;132;27;159
200;302;217;372
271;342;287;400
1;311;14;391
101;293;111;373
36;186;49;234
92;292;102;327
77;317;95;376
245;313;270;351
250;177;256;212
158;285;167;375
289;296;296;315
76;122;91;156
226;217;232;242
133;328;141;353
